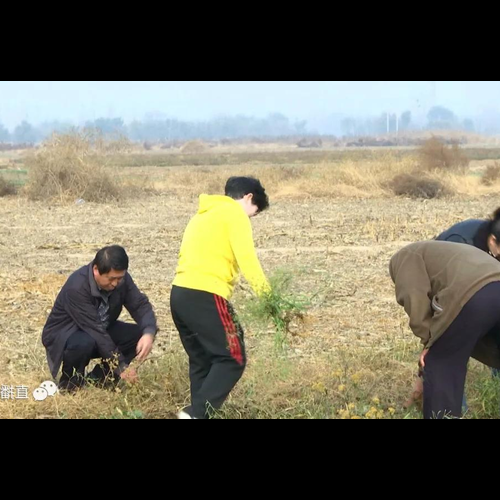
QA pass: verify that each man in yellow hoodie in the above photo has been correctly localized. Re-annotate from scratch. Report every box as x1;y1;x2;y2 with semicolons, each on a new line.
171;177;270;419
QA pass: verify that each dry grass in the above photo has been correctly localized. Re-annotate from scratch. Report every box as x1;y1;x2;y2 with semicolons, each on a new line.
133;152;494;202
142;153;416;200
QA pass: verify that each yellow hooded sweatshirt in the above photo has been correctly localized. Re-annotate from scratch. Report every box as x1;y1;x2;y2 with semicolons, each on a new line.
173;195;270;300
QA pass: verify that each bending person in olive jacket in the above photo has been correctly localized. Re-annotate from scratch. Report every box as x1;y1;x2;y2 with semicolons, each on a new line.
390;240;500;419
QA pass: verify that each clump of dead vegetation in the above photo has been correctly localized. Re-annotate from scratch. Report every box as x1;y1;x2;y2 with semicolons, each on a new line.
0;176;17;197
389;173;449;200
419;137;469;171
482;163;500;186
24;132;131;203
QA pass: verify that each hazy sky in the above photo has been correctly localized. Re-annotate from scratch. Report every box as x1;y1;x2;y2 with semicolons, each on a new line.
1;81;499;128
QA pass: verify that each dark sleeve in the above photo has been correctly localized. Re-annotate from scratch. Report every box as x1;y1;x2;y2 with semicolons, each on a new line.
64;287;127;373
124;274;158;336
444;234;468;244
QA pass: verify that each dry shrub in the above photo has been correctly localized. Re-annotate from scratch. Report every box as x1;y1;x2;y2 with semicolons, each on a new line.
419;137;469;171
25;133;122;203
0;176;16;197
180;140;208;154
297;138;322;148
389;173;449;199
482;163;500;186
81;128;133;154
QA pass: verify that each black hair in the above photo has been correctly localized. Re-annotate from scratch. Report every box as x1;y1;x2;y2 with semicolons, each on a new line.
225;176;270;213
93;245;129;274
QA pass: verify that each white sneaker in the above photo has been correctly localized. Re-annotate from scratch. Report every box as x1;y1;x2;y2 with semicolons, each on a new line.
177;410;196;420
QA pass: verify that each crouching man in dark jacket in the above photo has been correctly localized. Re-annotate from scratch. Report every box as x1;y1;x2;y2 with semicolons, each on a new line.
42;245;158;391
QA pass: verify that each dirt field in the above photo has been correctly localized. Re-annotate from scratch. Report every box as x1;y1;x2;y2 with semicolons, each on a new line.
1;147;500;419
